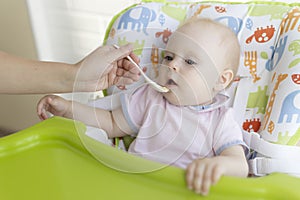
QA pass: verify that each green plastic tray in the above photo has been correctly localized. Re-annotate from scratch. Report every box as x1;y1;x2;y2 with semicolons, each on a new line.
0;117;300;200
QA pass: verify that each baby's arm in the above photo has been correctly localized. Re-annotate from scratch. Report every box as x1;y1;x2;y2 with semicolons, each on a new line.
185;145;248;196
37;95;133;138
37;95;72;120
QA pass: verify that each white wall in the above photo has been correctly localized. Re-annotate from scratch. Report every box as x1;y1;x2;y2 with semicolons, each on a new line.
27;0;139;63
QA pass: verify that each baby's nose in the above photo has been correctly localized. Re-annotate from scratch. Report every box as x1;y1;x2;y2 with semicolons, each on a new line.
168;60;179;71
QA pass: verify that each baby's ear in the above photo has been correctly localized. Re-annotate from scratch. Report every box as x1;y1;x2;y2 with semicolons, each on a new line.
214;69;234;91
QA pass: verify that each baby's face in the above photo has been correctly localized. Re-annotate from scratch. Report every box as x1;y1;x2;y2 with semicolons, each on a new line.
157;22;223;106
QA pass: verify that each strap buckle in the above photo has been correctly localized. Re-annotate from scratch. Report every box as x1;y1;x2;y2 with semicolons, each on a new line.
248;157;267;176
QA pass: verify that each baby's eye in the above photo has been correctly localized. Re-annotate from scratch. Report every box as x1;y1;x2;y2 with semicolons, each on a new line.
185;59;196;65
164;55;173;61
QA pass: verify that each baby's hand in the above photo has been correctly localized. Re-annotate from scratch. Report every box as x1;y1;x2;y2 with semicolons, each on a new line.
186;157;225;196
37;95;71;120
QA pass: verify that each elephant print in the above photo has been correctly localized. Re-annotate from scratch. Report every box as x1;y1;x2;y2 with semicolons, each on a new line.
117;6;157;35
278;90;300;123
215;16;243;35
265;35;288;71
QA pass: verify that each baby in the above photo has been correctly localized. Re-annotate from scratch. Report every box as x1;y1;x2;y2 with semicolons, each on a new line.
37;18;248;195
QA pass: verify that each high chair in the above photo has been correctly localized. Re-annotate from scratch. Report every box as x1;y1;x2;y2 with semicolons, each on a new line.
1;1;300;199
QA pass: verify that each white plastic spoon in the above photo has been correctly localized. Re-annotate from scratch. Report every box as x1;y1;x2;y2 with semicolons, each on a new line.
113;44;169;93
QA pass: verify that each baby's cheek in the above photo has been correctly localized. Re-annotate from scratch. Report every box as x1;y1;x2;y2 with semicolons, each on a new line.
157;68;168;83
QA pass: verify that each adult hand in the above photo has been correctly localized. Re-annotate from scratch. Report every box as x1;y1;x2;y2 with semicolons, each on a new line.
74;44;141;92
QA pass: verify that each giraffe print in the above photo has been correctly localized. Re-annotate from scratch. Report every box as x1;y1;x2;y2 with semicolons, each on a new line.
244;51;261;83
279;7;300;36
151;44;159;78
261;73;288;132
190;4;211;18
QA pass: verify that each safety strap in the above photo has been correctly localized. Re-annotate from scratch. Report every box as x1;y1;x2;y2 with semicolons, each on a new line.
243;130;300;159
232;76;252;127
233;77;300;176
243;130;300;176
248;157;300;176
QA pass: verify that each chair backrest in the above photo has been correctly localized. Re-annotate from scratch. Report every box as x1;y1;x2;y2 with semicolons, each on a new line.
103;0;300;146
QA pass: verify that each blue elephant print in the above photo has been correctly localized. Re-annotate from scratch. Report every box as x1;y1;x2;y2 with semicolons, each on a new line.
265;35;288;71
215;16;243;35
278;90;300;123
117;6;157;35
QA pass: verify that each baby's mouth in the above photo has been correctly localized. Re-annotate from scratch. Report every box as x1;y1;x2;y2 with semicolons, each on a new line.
166;79;177;86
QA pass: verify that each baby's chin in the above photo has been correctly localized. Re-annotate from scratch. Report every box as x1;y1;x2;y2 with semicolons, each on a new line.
162;92;198;106
162;91;180;105
163;91;215;106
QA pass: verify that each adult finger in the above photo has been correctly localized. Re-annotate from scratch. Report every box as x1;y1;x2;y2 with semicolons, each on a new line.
129;51;140;64
109;43;134;62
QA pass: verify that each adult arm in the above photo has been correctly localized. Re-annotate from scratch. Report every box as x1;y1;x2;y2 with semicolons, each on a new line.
0;44;140;94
